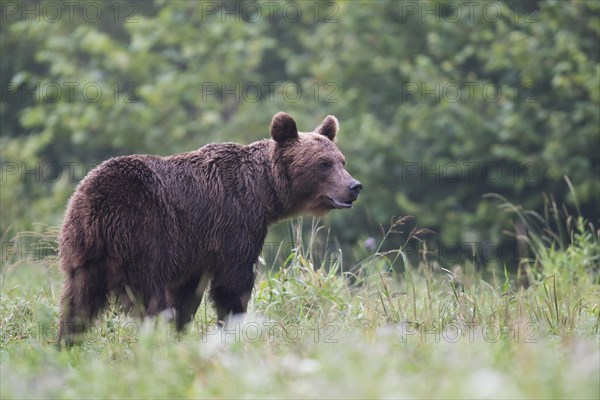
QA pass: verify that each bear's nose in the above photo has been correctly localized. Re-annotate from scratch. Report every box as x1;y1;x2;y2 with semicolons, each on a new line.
349;180;363;193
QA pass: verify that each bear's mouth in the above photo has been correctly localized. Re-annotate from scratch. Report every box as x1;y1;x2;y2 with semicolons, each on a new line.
326;196;354;209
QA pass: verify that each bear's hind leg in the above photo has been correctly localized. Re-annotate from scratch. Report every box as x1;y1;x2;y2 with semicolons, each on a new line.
57;263;108;347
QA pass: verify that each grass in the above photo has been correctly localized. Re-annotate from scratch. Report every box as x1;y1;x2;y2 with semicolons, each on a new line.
1;216;599;399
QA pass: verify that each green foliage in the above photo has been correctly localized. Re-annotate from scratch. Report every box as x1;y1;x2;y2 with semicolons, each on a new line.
488;181;600;286
1;1;599;267
542;221;599;280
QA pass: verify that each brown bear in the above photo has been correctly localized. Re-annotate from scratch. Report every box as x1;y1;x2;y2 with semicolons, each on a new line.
57;112;362;346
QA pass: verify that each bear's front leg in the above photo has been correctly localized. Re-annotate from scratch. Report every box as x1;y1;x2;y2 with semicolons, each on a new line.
209;264;255;324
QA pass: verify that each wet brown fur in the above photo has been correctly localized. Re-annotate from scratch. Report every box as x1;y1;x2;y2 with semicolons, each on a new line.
57;112;362;346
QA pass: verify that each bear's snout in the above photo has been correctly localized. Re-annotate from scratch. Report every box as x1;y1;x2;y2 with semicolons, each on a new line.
348;179;363;199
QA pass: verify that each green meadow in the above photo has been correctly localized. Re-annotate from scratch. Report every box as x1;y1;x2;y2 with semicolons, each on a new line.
2;215;598;399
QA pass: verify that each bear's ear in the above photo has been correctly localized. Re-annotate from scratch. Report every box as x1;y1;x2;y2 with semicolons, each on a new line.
270;112;298;143
315;115;339;141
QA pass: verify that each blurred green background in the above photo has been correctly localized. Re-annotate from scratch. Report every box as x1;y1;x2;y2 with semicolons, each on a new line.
1;0;598;269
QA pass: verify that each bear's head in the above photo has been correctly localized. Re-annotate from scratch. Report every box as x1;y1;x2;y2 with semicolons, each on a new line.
270;112;362;217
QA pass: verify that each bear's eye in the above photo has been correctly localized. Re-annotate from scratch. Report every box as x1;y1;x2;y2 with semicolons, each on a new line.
319;161;333;170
